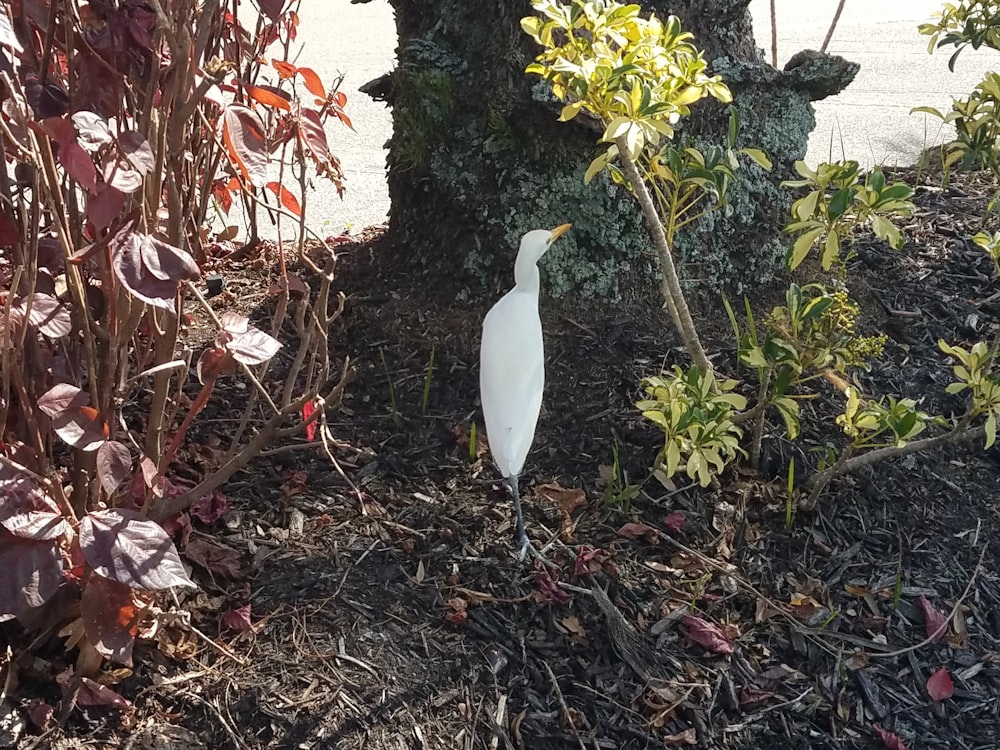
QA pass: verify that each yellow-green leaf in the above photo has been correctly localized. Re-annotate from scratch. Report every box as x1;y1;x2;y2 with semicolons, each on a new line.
665;439;681;477
821;229;841;270
790;226;824;270
741;148;772;170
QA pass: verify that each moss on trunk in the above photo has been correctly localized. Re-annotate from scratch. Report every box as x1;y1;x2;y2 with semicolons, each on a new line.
365;0;858;300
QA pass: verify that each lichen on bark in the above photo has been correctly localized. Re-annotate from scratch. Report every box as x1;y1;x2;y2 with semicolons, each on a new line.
362;0;859;300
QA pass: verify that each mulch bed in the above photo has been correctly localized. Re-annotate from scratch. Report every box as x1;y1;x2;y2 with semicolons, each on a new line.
7;167;1000;750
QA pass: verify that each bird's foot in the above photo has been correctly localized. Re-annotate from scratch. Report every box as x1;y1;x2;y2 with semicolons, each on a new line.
516;532;558;569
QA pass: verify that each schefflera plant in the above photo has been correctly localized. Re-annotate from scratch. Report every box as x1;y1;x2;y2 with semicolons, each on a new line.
637;368;747;488
522;0;768;375
522;0;769;490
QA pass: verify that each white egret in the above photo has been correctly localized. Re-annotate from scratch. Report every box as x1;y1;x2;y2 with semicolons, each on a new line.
480;223;571;561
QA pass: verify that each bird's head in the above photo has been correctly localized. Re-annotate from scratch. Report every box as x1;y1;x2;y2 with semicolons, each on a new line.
516;223;572;269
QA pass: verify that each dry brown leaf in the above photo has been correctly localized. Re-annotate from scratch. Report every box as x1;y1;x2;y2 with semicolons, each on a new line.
535;482;587;514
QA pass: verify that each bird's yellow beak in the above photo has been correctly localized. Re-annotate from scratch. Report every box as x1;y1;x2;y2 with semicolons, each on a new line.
548;223;572;244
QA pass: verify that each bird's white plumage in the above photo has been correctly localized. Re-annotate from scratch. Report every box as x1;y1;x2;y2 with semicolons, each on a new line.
479;225;570;559
480;286;545;478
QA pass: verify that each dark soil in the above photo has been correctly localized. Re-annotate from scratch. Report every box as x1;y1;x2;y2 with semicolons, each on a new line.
8;169;1000;750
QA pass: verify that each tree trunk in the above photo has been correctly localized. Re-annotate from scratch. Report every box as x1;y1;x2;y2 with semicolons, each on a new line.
362;0;858;300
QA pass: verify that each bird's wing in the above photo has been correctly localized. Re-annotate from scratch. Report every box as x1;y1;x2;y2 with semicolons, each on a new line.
480;293;545;478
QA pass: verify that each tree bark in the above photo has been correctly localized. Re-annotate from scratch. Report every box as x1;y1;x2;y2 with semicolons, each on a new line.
362;0;859;300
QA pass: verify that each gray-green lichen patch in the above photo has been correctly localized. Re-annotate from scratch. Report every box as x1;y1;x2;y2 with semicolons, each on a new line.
380;0;858;302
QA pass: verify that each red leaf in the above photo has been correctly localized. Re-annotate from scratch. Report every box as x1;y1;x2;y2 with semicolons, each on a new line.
663;512;686;534
76;677;131;709
223;105;268;187
296;66;326;100
572;546;601;580
926;667;954;702
38;116;76;146
681;614;734;654
96;440;132;495
259;0;286;21
78;508;195;590
298;108;344;191
265;181;302;217
184;536;243;578
221;604;253;632
917;595;947;642
534;569;571;604
87;185;126;230
190;491;228;524
28;701;54;729
272;60;298;79
59;141;97;193
0;530;62;621
334;108;354;131
246;83;291;111
872;724;909;750
302;399;318;441
0;209;19;246
212;179;235;214
197;346;234;384
617;522;659;543
80;576;138;666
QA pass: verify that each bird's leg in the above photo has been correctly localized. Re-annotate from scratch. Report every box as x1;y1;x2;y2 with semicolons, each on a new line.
505;475;556;568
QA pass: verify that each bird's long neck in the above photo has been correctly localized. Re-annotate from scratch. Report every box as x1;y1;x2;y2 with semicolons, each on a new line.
513;254;541;294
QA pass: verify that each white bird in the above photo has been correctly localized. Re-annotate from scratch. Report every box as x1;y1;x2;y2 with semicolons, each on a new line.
480;223;571;561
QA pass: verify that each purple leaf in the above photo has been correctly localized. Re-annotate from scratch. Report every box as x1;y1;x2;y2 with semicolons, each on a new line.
139;234;200;282
78;508;195;590
87;185;125;230
111;223;200;309
37;383;89;417
217;312;281;365
258;0;287;21
681;614;734;654
927;667;954;702
53;412;106;451
184;536;243;578
80;575;137;666
58;141;97;192
223;105;268;187
917;595;947;642
0;530;63;621
117;130;155;174
102;157;142;194
190;491;228;524
15;293;72;337
220;604;253;632
72;111;113;153
0;477;68;540
96;440;132;495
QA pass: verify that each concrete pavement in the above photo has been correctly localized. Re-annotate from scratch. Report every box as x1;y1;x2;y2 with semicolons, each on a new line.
267;0;1000;235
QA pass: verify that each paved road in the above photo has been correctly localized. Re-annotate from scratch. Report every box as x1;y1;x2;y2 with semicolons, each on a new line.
264;0;1000;235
